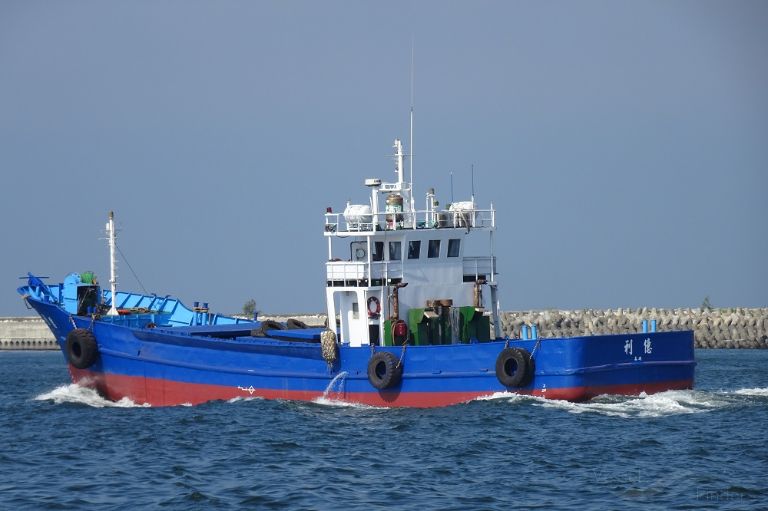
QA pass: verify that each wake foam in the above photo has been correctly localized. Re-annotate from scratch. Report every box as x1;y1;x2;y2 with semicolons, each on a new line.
733;387;768;397
475;391;539;404
226;396;264;404
475;389;740;418
34;384;149;408
33;384;768;412
310;396;385;410
535;390;729;418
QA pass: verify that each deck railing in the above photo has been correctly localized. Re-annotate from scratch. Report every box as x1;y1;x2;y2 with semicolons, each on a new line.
325;260;402;283
462;256;496;278
324;207;495;235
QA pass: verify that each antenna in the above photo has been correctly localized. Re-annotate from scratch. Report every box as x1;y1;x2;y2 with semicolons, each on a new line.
471;163;475;203
409;39;415;213
450;171;454;203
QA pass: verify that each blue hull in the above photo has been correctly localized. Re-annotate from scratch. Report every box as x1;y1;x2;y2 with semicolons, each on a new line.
22;288;696;408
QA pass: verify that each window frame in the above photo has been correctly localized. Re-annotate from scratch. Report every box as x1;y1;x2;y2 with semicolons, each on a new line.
447;239;461;258
407;240;421;260
371;241;384;262
389;241;402;261
428;239;441;259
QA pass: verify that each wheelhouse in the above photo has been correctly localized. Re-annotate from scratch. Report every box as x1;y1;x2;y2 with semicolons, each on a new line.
323;139;500;348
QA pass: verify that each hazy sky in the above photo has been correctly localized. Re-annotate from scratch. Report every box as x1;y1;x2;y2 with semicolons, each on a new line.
1;1;766;316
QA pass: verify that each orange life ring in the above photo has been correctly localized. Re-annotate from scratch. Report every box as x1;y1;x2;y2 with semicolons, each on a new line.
367;296;381;316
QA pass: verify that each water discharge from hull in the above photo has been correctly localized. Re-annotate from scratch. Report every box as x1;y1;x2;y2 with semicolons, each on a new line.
321;371;348;400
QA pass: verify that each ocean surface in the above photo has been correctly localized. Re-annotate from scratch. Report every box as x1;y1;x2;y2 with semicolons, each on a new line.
0;350;766;510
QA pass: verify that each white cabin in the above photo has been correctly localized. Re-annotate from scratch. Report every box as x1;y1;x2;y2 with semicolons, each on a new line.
324;139;500;347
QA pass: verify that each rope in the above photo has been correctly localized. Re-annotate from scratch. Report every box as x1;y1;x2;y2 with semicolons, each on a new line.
397;339;408;368
530;337;543;359
116;245;149;295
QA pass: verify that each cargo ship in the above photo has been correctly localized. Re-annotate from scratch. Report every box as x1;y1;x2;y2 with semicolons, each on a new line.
18;138;695;407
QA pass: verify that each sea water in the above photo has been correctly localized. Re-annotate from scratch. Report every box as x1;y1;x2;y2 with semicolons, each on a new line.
0;350;766;510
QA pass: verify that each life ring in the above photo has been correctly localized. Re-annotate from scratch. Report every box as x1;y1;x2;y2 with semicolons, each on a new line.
367;351;402;389
366;296;381;317
495;347;533;387
65;328;99;369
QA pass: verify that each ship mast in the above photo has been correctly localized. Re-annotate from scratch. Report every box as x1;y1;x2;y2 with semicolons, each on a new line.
106;211;119;316
409;42;415;214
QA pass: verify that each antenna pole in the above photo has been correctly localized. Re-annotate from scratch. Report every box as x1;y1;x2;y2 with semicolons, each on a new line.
106;211;119;316
450;171;454;203
471;164;475;203
409;40;415;214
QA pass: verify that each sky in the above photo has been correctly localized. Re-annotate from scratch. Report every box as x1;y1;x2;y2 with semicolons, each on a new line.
1;1;766;316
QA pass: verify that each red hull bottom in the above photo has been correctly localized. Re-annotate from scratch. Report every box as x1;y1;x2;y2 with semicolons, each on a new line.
69;367;693;408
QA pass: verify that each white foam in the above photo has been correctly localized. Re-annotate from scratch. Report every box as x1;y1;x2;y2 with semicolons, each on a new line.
310;396;385;410
226;396;264;404
475;391;538;404
34;384;149;408
733;387;768;397
534;390;729;418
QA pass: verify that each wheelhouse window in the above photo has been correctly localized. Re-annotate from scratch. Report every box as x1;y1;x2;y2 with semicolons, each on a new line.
372;241;384;261
389;241;402;261
428;240;441;258
448;239;461;257
408;240;421;259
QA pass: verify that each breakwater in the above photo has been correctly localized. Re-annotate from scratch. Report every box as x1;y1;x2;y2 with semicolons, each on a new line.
497;308;768;349
0;317;58;350
2;309;766;350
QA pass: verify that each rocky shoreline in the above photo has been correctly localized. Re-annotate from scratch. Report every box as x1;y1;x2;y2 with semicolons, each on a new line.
2;308;766;350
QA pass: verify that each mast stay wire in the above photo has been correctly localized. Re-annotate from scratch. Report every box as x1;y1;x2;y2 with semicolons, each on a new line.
116;245;149;296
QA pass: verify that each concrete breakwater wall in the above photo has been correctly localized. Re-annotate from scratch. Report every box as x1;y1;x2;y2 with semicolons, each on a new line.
497;308;768;349
1;309;766;350
0;317;58;350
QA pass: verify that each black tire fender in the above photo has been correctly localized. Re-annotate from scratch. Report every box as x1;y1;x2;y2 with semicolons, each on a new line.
65;328;99;369
367;351;403;390
286;318;309;330
251;320;286;337
495;347;533;387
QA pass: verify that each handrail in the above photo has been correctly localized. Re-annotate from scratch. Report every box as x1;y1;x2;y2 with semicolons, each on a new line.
326;260;402;282
462;256;497;278
324;206;495;235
